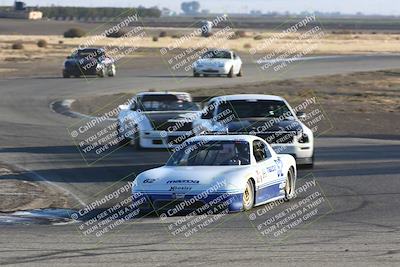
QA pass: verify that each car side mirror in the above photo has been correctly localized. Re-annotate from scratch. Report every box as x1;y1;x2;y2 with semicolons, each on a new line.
296;111;306;120
130;104;137;111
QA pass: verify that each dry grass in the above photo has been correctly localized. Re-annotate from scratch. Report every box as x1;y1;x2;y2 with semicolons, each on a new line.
187;69;400;113
1;31;400;63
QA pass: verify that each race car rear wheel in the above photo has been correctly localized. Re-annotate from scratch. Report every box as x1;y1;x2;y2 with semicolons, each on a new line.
133;131;143;151
193;70;200;77
243;179;255;211
237;68;243;77
62;71;70;78
108;65;116;77
303;154;315;169
284;167;295;202
117;123;129;146
227;67;234;78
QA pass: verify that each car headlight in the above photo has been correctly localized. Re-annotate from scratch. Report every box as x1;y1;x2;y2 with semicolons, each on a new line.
297;133;309;143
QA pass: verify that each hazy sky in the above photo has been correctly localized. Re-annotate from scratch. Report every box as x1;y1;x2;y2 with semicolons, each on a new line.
2;0;400;15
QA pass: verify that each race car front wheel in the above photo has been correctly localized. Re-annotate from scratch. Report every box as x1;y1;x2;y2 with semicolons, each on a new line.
97;67;106;78
243;179;255;211
284;167;295;202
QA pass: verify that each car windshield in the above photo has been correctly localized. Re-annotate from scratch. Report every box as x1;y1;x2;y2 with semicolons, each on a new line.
167;140;250;166
202;51;231;59
138;95;199;112
73;49;105;59
217;100;292;118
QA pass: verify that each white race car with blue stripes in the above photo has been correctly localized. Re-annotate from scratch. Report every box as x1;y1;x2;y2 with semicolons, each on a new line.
132;135;297;214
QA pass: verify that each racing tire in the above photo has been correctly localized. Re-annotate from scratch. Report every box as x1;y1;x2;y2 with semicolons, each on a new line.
117;124;130;146
133;131;143;151
108;65;116;77
237;68;243;77
227;67;234;78
303;154;315;169
284;167;295;202
242;179;255;211
193;71;200;77
62;71;70;78
97;67;106;78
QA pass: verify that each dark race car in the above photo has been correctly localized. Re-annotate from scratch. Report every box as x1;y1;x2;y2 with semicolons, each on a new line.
62;48;116;78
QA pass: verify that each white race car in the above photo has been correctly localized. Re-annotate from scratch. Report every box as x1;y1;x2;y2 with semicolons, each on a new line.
117;92;200;149
193;49;243;78
132;135;296;214
192;94;315;167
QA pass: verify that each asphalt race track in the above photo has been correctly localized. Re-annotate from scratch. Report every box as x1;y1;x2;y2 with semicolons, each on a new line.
0;55;400;266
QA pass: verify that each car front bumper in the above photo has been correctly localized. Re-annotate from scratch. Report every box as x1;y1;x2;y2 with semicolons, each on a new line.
194;67;229;75
137;130;194;149
133;191;244;214
271;143;314;165
63;66;98;76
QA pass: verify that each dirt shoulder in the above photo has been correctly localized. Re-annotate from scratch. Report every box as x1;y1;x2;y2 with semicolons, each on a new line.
0;164;74;212
2;30;400;78
70;69;400;140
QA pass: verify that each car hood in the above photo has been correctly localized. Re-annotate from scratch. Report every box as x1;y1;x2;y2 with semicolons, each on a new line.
225;117;303;133
134;165;249;193
143;111;199;131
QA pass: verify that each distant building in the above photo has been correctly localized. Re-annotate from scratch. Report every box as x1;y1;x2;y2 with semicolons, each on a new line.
0;1;43;20
27;11;42;20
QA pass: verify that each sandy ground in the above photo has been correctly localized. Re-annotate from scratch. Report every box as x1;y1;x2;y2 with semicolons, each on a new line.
0;165;72;212
71;69;400;139
2;32;400;56
1;31;400;78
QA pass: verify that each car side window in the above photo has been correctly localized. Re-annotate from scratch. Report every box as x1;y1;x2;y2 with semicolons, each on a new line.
263;142;272;158
253;140;272;162
130;98;138;111
253;140;266;162
201;102;216;119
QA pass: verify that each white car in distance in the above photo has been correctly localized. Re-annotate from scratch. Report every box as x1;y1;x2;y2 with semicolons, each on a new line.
193;49;243;78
